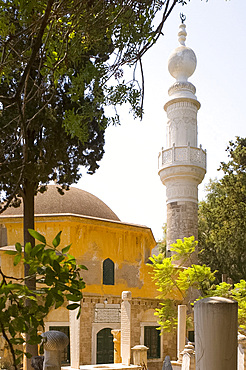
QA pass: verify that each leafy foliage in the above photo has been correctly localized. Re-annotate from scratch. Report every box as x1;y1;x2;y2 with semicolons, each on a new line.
198;137;246;282
149;236;246;334
0;229;86;368
0;0;184;212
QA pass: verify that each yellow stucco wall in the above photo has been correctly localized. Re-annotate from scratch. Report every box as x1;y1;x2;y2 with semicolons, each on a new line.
0;214;158;299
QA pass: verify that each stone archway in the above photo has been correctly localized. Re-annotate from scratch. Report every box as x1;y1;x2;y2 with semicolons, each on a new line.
96;328;114;364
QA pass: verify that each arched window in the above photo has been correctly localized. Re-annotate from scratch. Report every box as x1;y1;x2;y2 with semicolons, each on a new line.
103;258;115;285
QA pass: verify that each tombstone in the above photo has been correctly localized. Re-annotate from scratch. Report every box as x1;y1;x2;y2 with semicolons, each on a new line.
238;333;246;370
42;330;69;370
194;297;238;370
177;305;187;362
121;291;132;365
181;343;195;370
69;304;81;369
132;345;148;367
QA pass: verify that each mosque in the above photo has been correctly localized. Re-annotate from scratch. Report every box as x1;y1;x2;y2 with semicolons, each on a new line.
0;22;206;370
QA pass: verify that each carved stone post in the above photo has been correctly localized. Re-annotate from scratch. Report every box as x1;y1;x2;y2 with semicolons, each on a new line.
69;304;81;369
131;345;148;368
121;291;132;365
238;333;246;370
181;343;195;370
42;331;69;370
177;305;187;361
111;330;121;363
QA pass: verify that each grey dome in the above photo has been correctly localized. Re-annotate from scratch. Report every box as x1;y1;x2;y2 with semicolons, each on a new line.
1;185;120;221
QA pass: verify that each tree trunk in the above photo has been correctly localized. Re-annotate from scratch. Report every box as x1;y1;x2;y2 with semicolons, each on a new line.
23;179;38;370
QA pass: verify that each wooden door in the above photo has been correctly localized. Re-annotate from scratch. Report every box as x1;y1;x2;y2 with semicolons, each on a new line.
96;328;114;364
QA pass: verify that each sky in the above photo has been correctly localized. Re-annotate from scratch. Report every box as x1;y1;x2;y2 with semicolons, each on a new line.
77;0;246;242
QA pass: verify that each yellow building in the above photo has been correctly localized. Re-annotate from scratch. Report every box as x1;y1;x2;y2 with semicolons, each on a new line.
0;185;176;369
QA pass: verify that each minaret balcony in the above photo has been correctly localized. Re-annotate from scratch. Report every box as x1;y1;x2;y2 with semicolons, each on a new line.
158;144;206;185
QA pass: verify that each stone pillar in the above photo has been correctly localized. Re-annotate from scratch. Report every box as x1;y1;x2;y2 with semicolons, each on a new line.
42;330;69;370
69;304;81;369
238;333;246;370
194;297;238;370
181;343;195;370
111;330;121;363
131;345;148;367
177;305;187;362
121;291;132;365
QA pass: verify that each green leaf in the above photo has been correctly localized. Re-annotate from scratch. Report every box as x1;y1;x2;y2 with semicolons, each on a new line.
76;306;81;319
30;244;44;257
66;293;82;302
79;264;88;270
15;242;22;253
25;242;32;254
53;260;61;274
67;303;80;310
14;254;21;266
28;229;46;244
5;250;18;255
52;231;62;248
62;244;71;254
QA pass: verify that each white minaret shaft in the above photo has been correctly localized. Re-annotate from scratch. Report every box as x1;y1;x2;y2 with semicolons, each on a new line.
158;23;206;254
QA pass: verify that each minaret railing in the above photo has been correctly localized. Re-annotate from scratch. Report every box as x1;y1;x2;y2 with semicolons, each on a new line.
158;144;206;170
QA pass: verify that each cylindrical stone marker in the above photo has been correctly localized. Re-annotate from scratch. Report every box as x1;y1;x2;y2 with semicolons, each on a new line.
177;305;187;361
194;297;238;370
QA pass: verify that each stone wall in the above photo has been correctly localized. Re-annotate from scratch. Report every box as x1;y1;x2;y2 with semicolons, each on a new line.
78;294;176;370
167;201;198;248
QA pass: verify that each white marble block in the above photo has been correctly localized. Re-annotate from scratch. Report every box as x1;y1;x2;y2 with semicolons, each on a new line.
121;291;132;365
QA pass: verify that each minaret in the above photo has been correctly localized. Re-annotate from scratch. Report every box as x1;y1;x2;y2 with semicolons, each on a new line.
158;22;206;255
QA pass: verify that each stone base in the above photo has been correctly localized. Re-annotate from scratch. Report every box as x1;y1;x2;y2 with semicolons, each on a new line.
62;365;141;370
171;361;182;370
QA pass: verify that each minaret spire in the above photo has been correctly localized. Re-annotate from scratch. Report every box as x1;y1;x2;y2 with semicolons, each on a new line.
158;22;206;257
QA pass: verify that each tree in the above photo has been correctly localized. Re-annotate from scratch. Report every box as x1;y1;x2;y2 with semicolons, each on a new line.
0;229;86;369
198;137;246;283
0;1;182;361
0;0;183;259
149;236;246;334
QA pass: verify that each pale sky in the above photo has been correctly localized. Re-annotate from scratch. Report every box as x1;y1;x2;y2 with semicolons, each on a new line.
77;0;246;242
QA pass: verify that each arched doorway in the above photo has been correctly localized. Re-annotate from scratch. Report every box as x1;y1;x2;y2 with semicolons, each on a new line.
96;328;114;364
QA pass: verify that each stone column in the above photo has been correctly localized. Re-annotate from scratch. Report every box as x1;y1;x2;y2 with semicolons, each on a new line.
69;304;81;369
111;329;121;363
194;297;238;370
181;343;195;370
238;333;246;370
121;291;132;365
42;330;69;370
131;345;148;367
177;305;187;362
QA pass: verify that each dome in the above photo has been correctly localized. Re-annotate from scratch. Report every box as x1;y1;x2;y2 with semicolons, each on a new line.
168;23;197;82
1;185;120;221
